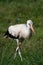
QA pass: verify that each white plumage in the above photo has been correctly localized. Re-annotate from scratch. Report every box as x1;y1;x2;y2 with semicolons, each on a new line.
8;24;30;38
8;20;34;39
4;20;35;61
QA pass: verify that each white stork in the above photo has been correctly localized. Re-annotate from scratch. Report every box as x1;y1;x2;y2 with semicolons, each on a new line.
4;20;35;61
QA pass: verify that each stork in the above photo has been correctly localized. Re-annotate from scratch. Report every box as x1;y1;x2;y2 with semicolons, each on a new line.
4;20;35;61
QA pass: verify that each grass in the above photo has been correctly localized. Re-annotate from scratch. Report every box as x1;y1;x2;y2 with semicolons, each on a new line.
0;0;43;65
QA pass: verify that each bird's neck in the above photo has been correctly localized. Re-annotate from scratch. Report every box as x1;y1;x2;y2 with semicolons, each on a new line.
26;24;30;30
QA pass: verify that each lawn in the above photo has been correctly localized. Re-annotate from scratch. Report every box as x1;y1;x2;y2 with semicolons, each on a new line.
0;0;43;65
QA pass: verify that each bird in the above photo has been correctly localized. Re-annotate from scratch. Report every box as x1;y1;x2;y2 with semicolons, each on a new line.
4;20;35;61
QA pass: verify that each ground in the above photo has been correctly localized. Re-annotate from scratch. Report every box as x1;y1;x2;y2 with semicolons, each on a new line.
0;0;43;65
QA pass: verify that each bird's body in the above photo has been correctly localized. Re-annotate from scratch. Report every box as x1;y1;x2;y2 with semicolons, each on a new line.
4;20;35;61
8;24;30;39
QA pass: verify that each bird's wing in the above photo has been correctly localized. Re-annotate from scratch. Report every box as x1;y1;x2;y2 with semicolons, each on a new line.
8;24;26;37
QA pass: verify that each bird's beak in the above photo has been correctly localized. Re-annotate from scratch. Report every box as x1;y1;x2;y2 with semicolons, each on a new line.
30;26;35;33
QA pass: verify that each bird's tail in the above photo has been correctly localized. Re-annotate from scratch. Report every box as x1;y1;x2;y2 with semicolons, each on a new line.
4;30;9;38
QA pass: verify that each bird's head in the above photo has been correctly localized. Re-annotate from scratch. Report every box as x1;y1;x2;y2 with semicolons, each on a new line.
27;20;35;33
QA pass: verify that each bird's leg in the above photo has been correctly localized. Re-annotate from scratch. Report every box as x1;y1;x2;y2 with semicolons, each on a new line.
14;39;23;61
18;48;23;61
16;39;22;51
14;46;19;59
19;42;22;49
14;39;19;59
16;39;19;52
17;41;23;61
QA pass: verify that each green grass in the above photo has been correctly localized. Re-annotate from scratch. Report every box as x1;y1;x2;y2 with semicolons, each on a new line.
0;0;43;65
